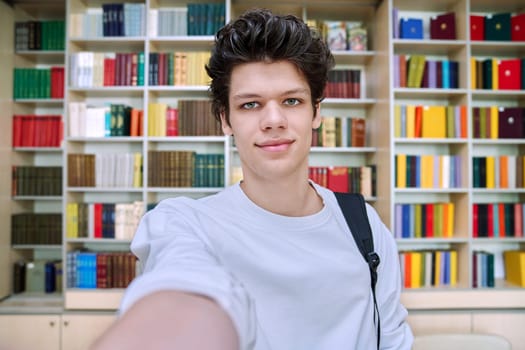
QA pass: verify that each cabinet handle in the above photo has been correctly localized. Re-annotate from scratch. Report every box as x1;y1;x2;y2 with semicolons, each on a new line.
50;321;55;327
64;321;69;327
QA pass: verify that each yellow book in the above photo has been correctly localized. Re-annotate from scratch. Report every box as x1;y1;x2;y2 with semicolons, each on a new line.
486;156;495;188
396;154;407;188
422;106;446;138
322;117;337;147
492;59;499;90
504;250;525;287
414;204;422;238
490;106;499;139
406;105;416;138
394;105;402;138
133;152;143;187
470;57;477;89
411;252;422;288
147;103;157;136
447;202;455;237
421;155;434;188
450;250;458;287
66;202;78;238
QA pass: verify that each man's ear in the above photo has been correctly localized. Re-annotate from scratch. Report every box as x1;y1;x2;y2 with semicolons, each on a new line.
220;111;233;136
312;103;322;129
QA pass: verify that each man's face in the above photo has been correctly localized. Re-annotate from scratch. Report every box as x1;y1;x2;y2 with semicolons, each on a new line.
222;60;321;183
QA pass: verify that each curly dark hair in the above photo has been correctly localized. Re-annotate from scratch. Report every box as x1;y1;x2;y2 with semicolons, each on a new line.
206;8;335;125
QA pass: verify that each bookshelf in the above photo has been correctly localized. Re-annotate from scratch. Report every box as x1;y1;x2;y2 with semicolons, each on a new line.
1;0;525;348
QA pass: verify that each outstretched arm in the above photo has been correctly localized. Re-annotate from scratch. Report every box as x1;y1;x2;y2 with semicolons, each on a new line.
91;290;239;350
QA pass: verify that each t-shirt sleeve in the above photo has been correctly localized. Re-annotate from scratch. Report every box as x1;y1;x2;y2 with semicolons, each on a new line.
119;199;257;349
366;204;414;350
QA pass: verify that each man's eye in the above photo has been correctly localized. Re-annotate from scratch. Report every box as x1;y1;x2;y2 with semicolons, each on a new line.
242;102;259;109
284;98;300;106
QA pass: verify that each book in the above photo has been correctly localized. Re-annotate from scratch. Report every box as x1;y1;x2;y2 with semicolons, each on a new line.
499;107;523;138
430;12;456;40
511;13;525;41
498;59;522;90
504;250;525;287
470;15;484;40
400;18;423;39
485;13;512;41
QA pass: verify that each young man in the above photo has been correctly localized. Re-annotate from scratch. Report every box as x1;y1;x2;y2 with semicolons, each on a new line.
92;8;413;350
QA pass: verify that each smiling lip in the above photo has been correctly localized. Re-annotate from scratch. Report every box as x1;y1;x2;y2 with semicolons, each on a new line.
256;139;294;152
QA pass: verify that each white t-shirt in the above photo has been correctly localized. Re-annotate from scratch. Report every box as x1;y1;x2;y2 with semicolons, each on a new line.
120;182;413;349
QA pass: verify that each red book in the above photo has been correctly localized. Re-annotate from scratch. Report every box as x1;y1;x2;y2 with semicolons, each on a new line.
498;59;522;90
430;12;456;40
327;166;348;192
470;15;485;40
497;203;505;236
472;204;478;237
12;115;22;147
425;203;434;238
511;13;525;41
414;106;423;138
166;107;179;136
94;203;103;238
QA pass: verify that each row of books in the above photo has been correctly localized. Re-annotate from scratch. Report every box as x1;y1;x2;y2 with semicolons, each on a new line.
472;251;494;288
470;13;525;42
13;67;64;99
392;11;457;40
148;100;222;137
308;165;376;198
69;52;145;87
15;20;65;51
317;20;368;51
67;153;142;188
67;251;137;289
13;260;62;294
12;166;62;197
504;250;525;287
394;202;455;239
394;105;467;139
68;102;142;138
472;107;525;139
392;11;525;42
394;55;459;89
66;201;144;240
148;51;211;86
312;117;366;147
399;250;457;289
471;58;525;91
472;155;525;189
148;151;225;188
185;3;226;36
324;69;361;99
473;203;524;238
101;3;145;37
395;154;462;189
11;213;62;245
12;115;63;147
148;7;188;37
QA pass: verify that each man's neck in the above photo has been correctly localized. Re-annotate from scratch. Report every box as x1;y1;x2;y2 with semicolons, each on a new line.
239;178;323;217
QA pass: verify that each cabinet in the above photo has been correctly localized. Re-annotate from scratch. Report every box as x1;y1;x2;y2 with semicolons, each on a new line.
0;313;116;350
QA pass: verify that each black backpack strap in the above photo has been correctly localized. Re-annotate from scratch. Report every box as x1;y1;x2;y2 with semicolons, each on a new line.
334;192;381;350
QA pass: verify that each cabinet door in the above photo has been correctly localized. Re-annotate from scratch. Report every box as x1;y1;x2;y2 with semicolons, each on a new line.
472;311;525;350
61;314;116;350
0;314;60;350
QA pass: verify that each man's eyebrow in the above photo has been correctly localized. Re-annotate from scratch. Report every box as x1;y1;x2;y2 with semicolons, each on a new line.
232;88;310;100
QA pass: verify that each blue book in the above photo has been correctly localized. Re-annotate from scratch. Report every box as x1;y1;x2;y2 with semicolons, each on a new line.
400;18;423;39
442;60;450;88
